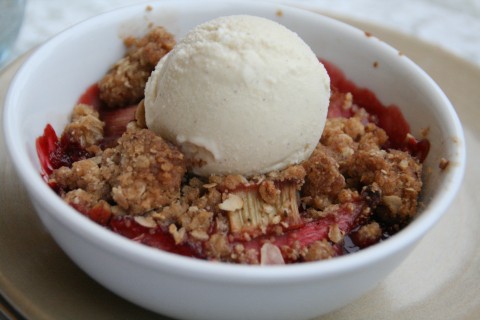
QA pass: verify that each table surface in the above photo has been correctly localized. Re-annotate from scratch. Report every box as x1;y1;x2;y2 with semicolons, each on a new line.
1;1;480;319
3;0;480;71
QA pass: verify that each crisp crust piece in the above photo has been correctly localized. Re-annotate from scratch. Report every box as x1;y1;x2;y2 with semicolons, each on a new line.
98;27;175;108
104;124;186;215
63;104;104;154
303;240;336;262
304;115;422;227
51;120;186;216
52;157;109;201
353;222;382;246
302;144;346;207
347;148;422;226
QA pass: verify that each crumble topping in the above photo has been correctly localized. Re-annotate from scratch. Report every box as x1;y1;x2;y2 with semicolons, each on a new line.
41;26;426;265
51;119;186;216
98;26;175;108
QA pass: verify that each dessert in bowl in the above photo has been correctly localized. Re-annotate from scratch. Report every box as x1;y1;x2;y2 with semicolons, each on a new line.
3;1;465;319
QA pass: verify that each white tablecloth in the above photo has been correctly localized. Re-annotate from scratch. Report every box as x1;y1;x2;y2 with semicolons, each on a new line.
7;0;480;69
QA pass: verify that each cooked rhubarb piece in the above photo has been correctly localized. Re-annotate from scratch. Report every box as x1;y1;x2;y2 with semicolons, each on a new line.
212;167;306;241
239;200;367;263
220;182;303;240
99;104;138;148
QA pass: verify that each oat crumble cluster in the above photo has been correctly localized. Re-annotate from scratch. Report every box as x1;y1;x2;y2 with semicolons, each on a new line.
43;27;423;264
98;26;176;108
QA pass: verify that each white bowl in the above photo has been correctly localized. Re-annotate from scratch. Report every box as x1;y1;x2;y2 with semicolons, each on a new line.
3;1;465;319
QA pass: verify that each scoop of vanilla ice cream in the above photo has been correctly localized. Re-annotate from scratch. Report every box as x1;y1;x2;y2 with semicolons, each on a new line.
144;15;330;177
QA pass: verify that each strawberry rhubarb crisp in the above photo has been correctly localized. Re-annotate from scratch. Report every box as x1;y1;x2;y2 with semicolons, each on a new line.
37;23;428;265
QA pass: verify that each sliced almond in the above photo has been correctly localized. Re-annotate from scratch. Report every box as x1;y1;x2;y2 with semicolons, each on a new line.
260;243;285;265
218;194;244;211
135;99;147;128
203;183;218;189
134;216;157;228
328;224;344;243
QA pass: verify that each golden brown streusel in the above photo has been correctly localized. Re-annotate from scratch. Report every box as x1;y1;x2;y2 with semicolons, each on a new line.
98;27;175;108
354;221;382;246
346;148;422;225
51;118;186;216
51;101;423;263
103;124;186;215
63;188;102;212
45;27;426;265
63;104;104;154
439;157;450;170
303;240;336;262
51;157;109;201
302;144;346;205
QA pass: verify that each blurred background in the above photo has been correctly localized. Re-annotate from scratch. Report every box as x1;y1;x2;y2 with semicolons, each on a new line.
2;0;480;69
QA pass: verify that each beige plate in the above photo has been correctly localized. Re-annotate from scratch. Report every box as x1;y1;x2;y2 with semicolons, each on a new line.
1;15;479;320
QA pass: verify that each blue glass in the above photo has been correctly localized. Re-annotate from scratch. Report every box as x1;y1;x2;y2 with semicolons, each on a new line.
0;0;26;67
